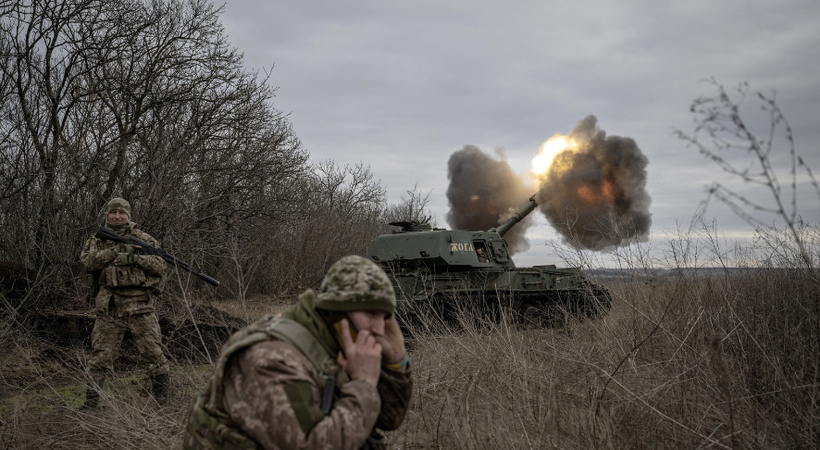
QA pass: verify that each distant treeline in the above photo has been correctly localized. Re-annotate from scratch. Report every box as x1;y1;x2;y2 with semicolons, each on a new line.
588;267;797;282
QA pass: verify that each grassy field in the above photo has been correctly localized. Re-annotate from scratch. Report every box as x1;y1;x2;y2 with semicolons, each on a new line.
390;266;819;449
1;234;818;449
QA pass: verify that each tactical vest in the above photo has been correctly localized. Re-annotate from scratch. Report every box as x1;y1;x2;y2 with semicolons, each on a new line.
184;315;339;450
98;228;161;290
99;244;147;288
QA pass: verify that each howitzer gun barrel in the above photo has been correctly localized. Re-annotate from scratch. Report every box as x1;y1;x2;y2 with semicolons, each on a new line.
495;194;538;237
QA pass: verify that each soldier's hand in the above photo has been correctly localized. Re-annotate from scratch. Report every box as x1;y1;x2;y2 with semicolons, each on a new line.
377;314;407;369
101;248;118;263
114;244;139;266
336;319;382;387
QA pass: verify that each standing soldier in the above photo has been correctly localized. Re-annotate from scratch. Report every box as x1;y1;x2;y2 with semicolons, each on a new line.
80;197;169;407
184;255;413;450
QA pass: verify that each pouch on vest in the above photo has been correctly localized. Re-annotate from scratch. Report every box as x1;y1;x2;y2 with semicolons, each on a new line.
101;264;147;288
185;392;259;450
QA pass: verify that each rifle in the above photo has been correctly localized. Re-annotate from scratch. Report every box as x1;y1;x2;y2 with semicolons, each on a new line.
95;226;220;287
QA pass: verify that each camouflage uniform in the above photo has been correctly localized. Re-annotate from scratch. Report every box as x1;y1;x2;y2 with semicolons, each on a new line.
185;256;413;450
80;198;169;404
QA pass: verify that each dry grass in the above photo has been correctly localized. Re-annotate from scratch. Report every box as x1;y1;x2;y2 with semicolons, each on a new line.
390;264;819;449
209;294;293;323
2;232;818;449
0;333;210;449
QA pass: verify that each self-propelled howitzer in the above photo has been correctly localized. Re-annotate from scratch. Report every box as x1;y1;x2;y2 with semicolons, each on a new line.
366;195;611;325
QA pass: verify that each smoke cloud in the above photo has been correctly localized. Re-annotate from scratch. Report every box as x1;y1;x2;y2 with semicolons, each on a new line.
445;145;535;254
536;115;651;250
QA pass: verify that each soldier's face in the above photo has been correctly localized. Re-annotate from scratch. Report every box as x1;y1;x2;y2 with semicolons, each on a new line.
108;209;129;226
349;310;389;337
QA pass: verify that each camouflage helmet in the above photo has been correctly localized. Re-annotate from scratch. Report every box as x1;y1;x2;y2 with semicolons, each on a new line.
314;255;396;314
107;197;131;217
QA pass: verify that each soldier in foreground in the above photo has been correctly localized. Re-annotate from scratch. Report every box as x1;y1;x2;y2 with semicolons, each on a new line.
80;198;169;407
184;255;413;450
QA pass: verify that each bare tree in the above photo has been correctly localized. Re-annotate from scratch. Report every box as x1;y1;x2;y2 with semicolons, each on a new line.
0;0;308;314
675;79;820;267
0;0;409;319
0;0;104;271
261;161;387;293
383;182;435;225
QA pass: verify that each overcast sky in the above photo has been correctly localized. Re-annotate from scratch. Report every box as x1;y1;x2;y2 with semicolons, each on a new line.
220;0;820;267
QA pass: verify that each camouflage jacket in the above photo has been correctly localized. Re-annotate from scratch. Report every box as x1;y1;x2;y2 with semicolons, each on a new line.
185;296;412;450
80;222;166;317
